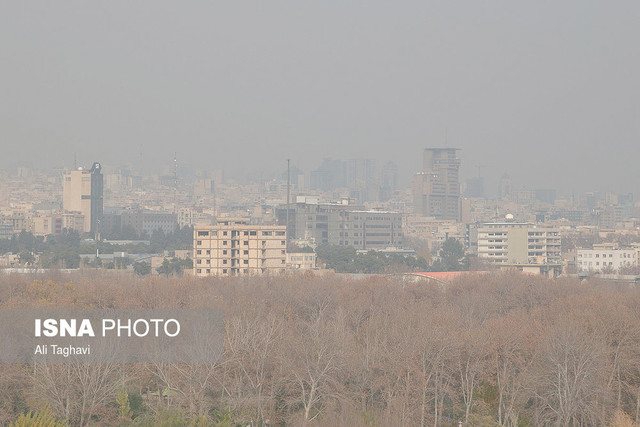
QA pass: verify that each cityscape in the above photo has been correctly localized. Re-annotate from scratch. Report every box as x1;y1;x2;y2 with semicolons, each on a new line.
2;2;640;426
1;147;638;281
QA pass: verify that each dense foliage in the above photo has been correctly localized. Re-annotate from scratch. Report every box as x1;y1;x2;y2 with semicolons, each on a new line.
316;244;429;273
1;271;640;426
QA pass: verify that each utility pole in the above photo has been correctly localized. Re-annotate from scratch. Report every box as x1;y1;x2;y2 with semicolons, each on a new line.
174;153;178;214
286;159;290;246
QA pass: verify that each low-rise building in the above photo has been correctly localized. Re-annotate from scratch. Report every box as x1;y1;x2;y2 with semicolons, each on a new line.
576;243;636;272
287;252;317;270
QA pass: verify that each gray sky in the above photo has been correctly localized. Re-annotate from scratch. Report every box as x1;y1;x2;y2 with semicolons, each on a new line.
1;2;639;195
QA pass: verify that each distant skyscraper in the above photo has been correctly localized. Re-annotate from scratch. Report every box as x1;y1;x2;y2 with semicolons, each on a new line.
63;162;103;235
498;174;511;200
412;148;461;220
380;161;398;202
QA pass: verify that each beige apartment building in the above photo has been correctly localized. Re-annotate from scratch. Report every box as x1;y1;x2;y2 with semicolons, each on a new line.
477;222;562;276
193;219;287;277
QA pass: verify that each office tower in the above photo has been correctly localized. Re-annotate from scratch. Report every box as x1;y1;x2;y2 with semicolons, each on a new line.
412;148;461;220
62;162;103;234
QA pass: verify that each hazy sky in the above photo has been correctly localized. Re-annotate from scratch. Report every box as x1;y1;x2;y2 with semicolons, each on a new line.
1;2;639;195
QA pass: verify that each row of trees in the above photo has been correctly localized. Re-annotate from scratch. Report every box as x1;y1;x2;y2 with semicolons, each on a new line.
1;271;640;425
316;238;469;274
316;244;429;273
0;227;194;269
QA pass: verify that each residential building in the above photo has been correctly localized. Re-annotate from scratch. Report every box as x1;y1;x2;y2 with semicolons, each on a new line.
193;219;287;277
412;148;461;220
477;221;562;276
576;243;636;272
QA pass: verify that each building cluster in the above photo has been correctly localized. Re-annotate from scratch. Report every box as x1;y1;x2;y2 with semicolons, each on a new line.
1;147;640;278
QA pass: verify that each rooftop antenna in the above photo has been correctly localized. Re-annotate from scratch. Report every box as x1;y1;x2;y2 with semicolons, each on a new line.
74;152;77;170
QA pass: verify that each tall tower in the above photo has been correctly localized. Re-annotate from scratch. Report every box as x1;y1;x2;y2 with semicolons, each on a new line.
412;148;461;220
63;162;103;235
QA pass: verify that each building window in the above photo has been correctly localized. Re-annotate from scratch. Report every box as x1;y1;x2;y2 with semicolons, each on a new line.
197;269;201;273
244;241;249;245
244;250;249;255
223;260;228;264
281;241;285;245
197;240;202;245
223;241;228;245
243;260;248;264
250;231;256;236
223;269;227;274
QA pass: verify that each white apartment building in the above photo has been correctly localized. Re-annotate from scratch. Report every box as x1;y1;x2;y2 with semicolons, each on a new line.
576;243;636;272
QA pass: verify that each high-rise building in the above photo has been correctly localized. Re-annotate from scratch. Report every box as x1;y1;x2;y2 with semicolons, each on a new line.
193;219;287;277
62;162;103;234
412;148;461;220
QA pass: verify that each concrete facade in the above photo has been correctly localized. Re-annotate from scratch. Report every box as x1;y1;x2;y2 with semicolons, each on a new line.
412;148;461;220
62;163;103;234
477;222;561;266
276;199;403;250
576;243;636;272
194;219;287;277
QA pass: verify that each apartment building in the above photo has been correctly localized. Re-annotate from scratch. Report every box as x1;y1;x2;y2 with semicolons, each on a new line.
576;243;636;272
193;219;287;277
477;222;562;276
